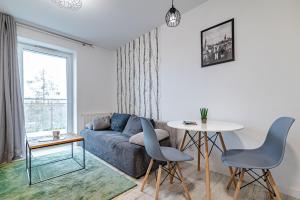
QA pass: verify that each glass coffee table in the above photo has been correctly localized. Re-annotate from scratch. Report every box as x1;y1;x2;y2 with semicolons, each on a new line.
25;133;85;185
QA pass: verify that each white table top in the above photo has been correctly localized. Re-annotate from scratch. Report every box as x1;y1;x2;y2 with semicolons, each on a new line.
167;120;244;132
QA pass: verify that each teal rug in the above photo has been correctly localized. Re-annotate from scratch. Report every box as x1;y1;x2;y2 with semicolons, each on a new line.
0;149;136;200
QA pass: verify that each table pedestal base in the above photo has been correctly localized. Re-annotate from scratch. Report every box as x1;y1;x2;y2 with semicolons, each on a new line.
179;131;237;200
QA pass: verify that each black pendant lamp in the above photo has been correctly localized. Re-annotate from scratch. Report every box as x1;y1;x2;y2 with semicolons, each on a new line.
165;0;181;27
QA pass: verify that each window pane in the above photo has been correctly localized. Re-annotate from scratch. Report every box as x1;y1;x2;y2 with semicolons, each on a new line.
23;50;68;134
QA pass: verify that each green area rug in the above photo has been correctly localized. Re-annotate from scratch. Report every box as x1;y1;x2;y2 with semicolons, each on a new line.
0;149;136;200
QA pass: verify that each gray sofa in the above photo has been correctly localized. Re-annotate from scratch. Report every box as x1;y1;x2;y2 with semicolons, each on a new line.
80;114;177;178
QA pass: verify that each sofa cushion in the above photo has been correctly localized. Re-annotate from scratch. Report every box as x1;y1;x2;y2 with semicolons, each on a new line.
93;116;110;130
122;115;143;137
80;128;171;178
80;129;127;151
129;129;169;146
110;113;131;132
123;116;156;137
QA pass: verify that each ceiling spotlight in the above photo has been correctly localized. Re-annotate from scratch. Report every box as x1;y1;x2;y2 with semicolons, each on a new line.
165;0;181;27
51;0;82;10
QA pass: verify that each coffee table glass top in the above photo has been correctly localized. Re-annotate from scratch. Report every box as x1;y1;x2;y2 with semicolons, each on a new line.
27;133;83;149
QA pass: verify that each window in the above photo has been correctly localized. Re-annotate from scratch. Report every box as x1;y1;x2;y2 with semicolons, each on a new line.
18;43;73;136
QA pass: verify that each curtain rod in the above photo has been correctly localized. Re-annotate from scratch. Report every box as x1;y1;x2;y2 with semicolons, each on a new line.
16;21;93;47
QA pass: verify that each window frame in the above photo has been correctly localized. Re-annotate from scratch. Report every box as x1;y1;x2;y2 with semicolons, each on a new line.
18;42;74;133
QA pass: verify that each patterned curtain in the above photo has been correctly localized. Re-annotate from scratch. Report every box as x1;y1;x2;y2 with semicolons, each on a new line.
116;28;160;119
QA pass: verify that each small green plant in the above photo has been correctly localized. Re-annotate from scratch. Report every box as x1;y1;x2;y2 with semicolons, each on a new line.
200;108;208;123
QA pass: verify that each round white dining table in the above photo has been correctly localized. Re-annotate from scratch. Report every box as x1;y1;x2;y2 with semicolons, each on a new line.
167;120;244;133
167;120;244;200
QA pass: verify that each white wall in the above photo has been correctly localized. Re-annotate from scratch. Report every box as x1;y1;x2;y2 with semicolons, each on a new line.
160;0;300;197
17;27;115;132
18;0;300;196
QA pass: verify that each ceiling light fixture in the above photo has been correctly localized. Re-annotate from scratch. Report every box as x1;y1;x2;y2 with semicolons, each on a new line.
165;0;181;27
51;0;82;10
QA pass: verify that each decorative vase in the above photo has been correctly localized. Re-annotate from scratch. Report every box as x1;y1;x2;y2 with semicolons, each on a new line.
53;130;60;138
201;118;207;124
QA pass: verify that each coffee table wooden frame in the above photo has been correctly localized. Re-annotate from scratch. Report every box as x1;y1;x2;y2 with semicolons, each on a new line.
25;133;85;185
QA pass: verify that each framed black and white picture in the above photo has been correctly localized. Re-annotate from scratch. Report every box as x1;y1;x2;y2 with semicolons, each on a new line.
201;19;235;67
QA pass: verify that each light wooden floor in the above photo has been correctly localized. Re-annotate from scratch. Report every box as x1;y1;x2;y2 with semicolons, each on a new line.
32;146;298;200
114;161;299;200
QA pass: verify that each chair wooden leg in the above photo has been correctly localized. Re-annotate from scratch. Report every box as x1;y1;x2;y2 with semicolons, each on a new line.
218;132;237;189
179;131;187;151
176;163;191;200
267;170;282;200
168;161;174;184
141;159;154;192
262;169;273;199
155;165;162;200
226;168;238;190
233;168;245;200
197;132;201;172
170;164;176;184
204;132;211;200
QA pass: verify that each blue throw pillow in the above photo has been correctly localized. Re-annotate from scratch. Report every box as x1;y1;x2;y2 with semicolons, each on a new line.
140;117;155;128
123;115;156;137
110;113;131;132
123;115;143;137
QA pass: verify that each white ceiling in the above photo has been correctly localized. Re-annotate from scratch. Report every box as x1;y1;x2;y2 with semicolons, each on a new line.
0;0;207;49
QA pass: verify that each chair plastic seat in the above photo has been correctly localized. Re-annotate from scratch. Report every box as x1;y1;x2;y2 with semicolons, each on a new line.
160;147;193;162
221;117;295;170
222;149;279;169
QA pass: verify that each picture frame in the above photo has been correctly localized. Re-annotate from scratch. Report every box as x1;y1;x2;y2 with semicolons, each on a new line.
201;18;235;67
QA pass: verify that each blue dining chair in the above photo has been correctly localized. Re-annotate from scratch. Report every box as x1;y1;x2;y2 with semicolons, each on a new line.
140;118;193;200
221;117;295;200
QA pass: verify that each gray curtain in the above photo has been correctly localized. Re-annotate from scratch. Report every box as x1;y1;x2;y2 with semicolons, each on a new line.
0;13;25;163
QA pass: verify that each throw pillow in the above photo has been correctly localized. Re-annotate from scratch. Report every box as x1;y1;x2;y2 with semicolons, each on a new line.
129;129;169;146
122;115;143;137
110;113;131;132
85;122;93;130
140;117;156;127
93;116;111;131
123;115;156;137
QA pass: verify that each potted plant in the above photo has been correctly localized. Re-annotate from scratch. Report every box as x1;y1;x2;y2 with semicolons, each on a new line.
200;108;208;124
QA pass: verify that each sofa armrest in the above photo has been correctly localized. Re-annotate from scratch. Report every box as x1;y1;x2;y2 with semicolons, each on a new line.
154;120;178;148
